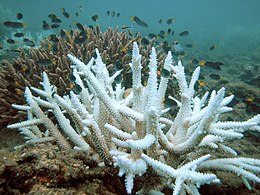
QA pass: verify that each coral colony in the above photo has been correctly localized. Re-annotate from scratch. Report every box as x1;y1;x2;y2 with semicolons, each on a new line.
8;42;260;194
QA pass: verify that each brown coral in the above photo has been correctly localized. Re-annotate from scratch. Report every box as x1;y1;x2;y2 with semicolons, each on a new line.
0;25;166;130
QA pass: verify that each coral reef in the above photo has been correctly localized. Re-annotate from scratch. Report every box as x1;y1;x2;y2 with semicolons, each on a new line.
1;136;259;194
8;42;260;194
0;145;125;194
0;25;165;130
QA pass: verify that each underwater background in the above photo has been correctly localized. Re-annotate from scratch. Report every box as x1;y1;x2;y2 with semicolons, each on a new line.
1;0;260;56
1;0;260;46
0;0;259;194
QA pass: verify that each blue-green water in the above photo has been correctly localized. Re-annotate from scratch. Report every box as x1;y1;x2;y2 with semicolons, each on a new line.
1;0;260;48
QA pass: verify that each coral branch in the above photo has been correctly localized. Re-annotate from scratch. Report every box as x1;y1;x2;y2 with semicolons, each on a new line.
8;42;260;194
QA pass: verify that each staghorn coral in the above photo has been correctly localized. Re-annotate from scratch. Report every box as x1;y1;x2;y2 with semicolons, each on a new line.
0;25;166;130
8;42;260;194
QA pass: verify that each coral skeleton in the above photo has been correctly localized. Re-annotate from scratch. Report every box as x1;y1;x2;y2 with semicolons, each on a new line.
8;42;260;194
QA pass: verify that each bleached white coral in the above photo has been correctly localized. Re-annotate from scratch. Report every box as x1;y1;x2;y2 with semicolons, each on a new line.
111;152;147;194
8;42;260;194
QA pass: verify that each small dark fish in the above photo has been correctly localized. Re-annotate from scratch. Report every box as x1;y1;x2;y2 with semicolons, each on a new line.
49;34;59;43
7;39;15;44
73;84;82;94
116;13;120;17
199;60;206;66
111;11;116;17
13;32;25;37
16;13;23;20
209;45;216;50
51;24;60;29
51;17;62;23
128;30;133;36
119;46;128;54
162;41;169;47
69;74;76;82
148;33;157;39
76;22;84;31
42;21;50;30
91;14;99;22
130;16;141;23
60;29;66;38
115;61;123;71
69;29;74;36
179;31;189;36
161;69;170;78
200;74;205;80
121;25;134;30
92;51;97;58
136;20;148;27
48;14;57;19
41;41;52;51
37;59;53;67
171;31;174;36
114;74;122;84
160;30;165;35
175;51;186;57
74;35;87;44
205;61;224;70
78;5;83;11
0;43;2;49
164;98;176;108
76;12;79;18
190;59;199;64
52;44;58;54
197;80;206;88
88;25;94;29
4;21;26;28
61;8;71;18
185;44;193;48
167;28;172;34
158;19;163;24
209;73;220;80
23;38;35;47
167;18;174;25
157;33;165;39
79;30;87;37
106;10;110;16
141;38;149;45
161;42;172;53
